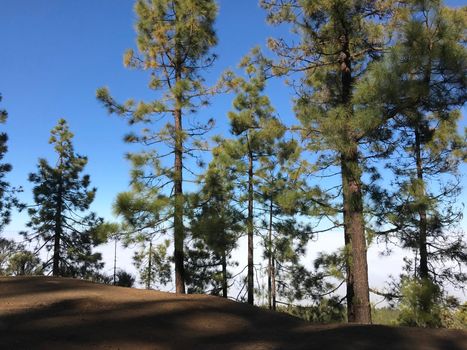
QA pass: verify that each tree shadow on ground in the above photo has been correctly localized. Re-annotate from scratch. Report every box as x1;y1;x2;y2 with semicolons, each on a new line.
0;277;465;350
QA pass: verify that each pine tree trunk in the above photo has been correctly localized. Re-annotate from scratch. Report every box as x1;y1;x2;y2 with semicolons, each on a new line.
343;206;354;322
52;227;61;276
272;254;276;311
247;149;254;305
415;128;429;280
268;198;273;310
174;106;185;294
417;29;433;282
341;152;371;323
147;240;152;290
222;250;228;298
340;37;371;324
52;176;63;276
113;238;117;285
173;43;186;293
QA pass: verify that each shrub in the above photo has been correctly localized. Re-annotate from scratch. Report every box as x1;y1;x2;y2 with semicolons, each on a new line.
398;277;442;327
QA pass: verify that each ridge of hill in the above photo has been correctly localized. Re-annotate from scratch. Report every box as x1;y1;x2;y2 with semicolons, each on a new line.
0;277;465;349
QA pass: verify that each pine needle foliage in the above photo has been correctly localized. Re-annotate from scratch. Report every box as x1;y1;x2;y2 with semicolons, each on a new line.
186;158;243;297
367;0;467;312
24;119;103;278
219;56;286;304
260;0;398;323
97;0;218;293
0;94;22;232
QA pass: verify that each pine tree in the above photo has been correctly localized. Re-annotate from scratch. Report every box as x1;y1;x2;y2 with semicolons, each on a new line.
260;0;398;323
186;157;243;297
367;0;467;312
92;219;168;289
133;238;172;289
0;238;42;276
24;119;103;277
0;94;21;231
7;250;42;276
220;55;286;304
0;238;17;274
255;135;321;310
97;0;218;294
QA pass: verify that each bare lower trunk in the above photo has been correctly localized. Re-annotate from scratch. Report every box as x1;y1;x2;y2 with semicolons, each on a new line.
415;128;429;280
343;217;354;322
113;238;117;285
340;35;371;324
222;251;228;298
247;151;254;305
52;177;63;277
174;106;185;294
147;240;153;290
272;254;276;311
52;227;61;276
342;151;371;324
268;198;273;310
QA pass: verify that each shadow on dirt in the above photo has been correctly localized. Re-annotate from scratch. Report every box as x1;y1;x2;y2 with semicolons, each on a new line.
0;277;465;350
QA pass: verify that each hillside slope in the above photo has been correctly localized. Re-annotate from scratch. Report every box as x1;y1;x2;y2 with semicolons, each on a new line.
0;277;465;349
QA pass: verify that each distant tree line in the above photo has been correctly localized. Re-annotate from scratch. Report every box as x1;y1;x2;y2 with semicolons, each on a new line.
0;0;465;327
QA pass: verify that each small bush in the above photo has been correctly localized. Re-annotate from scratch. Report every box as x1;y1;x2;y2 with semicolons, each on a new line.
398;278;442;328
372;307;400;326
116;270;135;288
281;297;346;324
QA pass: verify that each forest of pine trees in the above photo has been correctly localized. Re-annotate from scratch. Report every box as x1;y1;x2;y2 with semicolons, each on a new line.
0;0;466;327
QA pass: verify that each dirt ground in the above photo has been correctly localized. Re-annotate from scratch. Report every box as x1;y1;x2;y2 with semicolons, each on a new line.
0;277;465;350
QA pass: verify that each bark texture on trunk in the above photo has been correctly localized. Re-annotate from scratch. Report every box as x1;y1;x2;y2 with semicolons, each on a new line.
52;176;63;277
222;251;228;298
340;36;371;324
343;204;354;322
268;198;273;310
113;239;117;285
147;240;153;290
271;256;276;311
174;106;186;294
415;128;429;281
247;150;254;305
173;39;186;294
341;151;371;323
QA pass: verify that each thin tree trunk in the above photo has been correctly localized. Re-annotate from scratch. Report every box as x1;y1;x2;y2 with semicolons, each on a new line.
340;36;371;324
52;226;61;276
341;152;371;323
272;253;276;311
415;128;429;280
147;240;152;290
222;250;228;298
247;150;254;305
268;198;273;310
52;176;63;276
416;26;433;282
342;193;354;322
113;238;117;285
173;50;186;293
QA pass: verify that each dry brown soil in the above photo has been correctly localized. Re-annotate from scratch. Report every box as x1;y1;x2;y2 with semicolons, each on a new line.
0;277;465;349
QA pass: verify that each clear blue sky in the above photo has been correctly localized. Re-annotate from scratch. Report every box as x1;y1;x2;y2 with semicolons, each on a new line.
0;0;296;235
0;0;465;238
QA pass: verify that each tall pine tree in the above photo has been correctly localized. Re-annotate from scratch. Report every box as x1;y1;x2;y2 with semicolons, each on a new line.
255;134;322;310
260;0;398;323
220;55;286;304
186;157;243;297
366;0;467;311
0;94;21;232
25;119;103;277
97;0;218;293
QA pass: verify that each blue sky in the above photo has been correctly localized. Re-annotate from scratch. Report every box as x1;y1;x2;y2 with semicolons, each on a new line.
0;0;297;234
0;0;465;292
